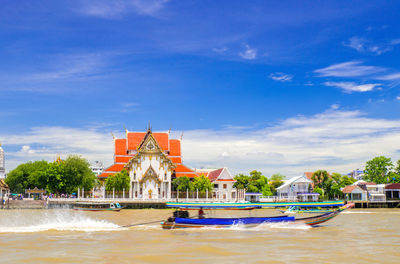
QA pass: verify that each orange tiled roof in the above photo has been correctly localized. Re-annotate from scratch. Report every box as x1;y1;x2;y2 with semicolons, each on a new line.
169;157;182;164
98;172;114;178
127;132;146;150
153;133;169;151
115;139;127;155
169;139;181;156
115;156;132;163
175;164;197;178
104;163;125;173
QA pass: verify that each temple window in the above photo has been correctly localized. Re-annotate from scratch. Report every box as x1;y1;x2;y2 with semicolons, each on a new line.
133;172;136;180
223;184;227;189
214;184;218;189
164;173;167;180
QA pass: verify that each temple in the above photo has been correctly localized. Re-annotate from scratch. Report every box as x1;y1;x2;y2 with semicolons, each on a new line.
98;128;237;200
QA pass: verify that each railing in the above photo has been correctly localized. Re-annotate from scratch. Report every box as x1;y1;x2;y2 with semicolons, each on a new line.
259;196;298;202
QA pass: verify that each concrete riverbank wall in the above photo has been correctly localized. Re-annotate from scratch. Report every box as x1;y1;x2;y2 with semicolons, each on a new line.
2;199;400;209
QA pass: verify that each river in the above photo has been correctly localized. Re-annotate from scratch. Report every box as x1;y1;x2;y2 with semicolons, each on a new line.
0;208;399;263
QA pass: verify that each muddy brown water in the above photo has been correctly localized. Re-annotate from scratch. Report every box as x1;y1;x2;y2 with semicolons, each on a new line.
0;209;399;263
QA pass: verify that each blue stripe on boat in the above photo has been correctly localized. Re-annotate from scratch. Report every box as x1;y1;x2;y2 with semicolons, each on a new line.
174;216;295;226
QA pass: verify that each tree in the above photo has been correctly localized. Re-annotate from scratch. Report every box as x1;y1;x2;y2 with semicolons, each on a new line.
193;174;213;192
313;187;324;200
364;156;393;184
5;161;49;193
233;174;249;189
311;170;329;189
234;170;273;195
269;173;285;194
63;155;97;193
46;161;66;194
105;169;130;191
172;176;193;191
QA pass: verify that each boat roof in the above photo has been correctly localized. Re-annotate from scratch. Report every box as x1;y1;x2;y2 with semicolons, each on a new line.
166;201;345;209
166;202;260;209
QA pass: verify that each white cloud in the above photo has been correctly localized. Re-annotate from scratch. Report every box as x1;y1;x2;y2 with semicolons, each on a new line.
239;45;257;60
77;0;169;18
324;81;381;93
28;53;107;81
376;72;400;81
397;96;400;100
212;47;228;53
3;109;400;177
314;61;385;77
269;72;293;82
344;36;400;55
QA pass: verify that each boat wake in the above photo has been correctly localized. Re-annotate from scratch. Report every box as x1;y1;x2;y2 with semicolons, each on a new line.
342;211;374;214
228;222;311;231
0;210;121;233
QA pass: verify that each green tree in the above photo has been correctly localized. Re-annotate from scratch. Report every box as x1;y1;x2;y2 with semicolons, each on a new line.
269;173;285;194
193;174;213;192
105;169;130;191
46;161;66;194
311;170;329;189
364;156;393;184
63;155;97;193
172;176;193;191
5;161;49;193
233;174;249;189
313;187;324;200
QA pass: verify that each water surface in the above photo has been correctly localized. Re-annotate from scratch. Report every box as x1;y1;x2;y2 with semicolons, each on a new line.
0;209;399;263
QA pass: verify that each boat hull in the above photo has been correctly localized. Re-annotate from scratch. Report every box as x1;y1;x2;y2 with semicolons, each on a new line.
161;203;354;229
162;215;295;229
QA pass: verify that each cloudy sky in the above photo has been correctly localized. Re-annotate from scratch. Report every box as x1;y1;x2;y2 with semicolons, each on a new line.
1;0;400;177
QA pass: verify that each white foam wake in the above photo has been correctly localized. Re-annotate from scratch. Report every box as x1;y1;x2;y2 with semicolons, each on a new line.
0;210;121;233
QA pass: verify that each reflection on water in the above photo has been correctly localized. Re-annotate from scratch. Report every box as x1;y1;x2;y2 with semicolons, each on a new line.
0;209;399;263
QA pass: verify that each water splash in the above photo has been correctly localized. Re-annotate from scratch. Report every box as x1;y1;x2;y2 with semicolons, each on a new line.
0;209;121;233
227;221;311;231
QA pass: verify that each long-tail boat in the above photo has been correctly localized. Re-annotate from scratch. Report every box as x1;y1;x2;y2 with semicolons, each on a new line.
161;203;354;229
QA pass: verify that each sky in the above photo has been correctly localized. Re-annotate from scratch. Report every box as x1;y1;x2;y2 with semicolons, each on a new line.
1;0;400;177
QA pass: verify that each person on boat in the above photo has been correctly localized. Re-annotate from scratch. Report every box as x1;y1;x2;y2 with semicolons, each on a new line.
198;208;205;219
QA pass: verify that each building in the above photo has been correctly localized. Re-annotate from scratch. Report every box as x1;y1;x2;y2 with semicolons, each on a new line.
385;183;400;200
342;185;367;201
342;180;386;201
195;167;237;200
0;143;5;179
90;161;104;176
348;169;365;180
98;127;237;200
276;175;312;198
0;179;9;199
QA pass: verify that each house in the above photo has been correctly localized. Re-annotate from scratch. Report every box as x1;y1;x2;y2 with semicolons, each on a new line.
277;175;312;198
385;183;400;200
195;167;238;201
342;185;368;201
342;181;386;201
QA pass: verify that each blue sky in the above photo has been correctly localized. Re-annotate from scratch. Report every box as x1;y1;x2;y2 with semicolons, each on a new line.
1;0;400;176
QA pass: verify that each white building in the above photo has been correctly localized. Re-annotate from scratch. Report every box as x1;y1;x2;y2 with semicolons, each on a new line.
342;181;386;201
0;143;5;179
196;167;237;200
276;175;312;198
99;128;239;200
90;161;104;176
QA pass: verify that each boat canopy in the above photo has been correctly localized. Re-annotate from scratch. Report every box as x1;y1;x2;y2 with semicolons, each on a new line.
166;201;345;209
